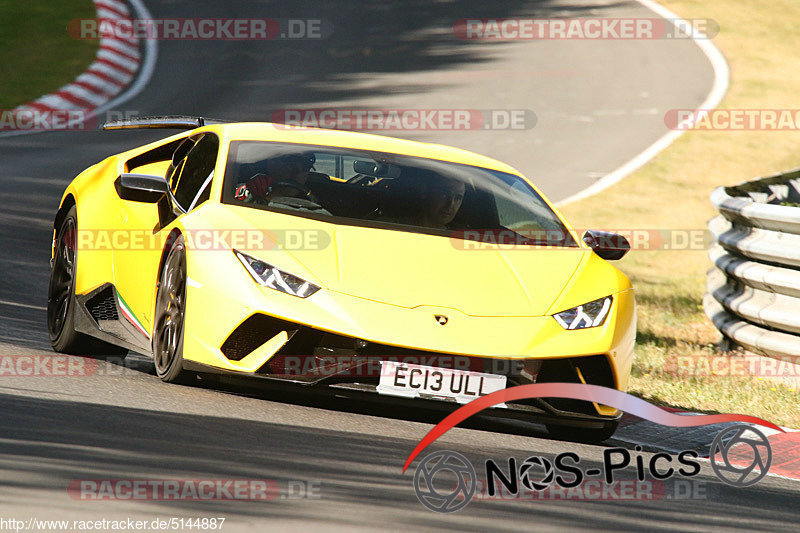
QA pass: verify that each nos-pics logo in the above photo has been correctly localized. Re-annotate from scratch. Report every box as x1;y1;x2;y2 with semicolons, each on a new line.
412;424;772;513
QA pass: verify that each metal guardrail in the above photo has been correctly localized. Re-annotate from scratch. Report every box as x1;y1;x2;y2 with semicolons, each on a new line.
705;168;800;357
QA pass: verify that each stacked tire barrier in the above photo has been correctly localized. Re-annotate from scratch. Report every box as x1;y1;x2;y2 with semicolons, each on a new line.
705;168;800;357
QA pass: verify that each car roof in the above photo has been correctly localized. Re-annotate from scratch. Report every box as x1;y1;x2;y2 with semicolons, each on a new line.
203;122;524;176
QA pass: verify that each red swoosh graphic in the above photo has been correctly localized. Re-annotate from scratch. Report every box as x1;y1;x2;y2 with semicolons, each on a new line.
402;383;783;472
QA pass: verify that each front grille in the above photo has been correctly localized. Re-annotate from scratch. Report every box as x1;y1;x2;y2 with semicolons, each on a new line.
259;329;523;383
86;286;118;322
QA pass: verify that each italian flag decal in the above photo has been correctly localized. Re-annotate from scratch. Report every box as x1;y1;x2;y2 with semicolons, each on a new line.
117;292;150;340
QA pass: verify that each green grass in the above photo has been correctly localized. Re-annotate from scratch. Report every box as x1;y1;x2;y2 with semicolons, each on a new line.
559;0;800;427
0;0;98;109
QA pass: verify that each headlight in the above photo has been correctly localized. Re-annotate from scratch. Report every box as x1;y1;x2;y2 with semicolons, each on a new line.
234;250;320;298
553;296;612;330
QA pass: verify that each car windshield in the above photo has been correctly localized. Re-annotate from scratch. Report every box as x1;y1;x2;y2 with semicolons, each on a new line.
221;141;577;247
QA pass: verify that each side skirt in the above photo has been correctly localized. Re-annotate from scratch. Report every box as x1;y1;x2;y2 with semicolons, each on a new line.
73;283;152;355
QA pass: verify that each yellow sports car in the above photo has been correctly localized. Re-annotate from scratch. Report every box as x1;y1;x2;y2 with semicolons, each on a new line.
47;117;635;442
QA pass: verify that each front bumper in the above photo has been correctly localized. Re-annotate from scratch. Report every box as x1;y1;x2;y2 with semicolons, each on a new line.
182;358;622;429
180;248;635;421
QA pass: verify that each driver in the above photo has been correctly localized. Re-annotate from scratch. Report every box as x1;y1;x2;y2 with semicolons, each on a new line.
234;152;317;203
416;175;466;228
384;172;465;229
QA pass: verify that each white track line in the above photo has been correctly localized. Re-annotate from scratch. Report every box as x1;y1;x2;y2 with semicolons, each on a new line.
556;0;730;206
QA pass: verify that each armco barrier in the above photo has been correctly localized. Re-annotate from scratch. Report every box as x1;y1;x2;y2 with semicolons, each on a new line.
705;168;800;357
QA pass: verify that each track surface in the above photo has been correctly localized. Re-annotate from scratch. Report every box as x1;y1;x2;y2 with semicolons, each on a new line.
4;0;797;531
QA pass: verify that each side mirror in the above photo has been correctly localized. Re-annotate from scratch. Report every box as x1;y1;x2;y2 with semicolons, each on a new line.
583;230;630;260
114;173;169;203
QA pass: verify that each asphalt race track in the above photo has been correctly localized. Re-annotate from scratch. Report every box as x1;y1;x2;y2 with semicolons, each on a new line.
3;0;798;531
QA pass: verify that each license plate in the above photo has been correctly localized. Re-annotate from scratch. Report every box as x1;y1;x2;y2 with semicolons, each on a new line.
376;360;506;406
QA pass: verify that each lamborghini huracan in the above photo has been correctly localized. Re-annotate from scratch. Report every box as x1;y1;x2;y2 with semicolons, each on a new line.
47;116;635;442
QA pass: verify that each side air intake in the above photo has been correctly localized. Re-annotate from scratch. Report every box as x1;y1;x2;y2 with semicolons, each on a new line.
85;286;119;322
221;314;299;361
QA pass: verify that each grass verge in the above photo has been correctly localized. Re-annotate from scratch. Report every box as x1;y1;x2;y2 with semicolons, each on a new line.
0;0;98;109
559;0;800;428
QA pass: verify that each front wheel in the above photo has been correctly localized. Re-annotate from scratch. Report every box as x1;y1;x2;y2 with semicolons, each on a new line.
545;420;619;444
152;235;191;383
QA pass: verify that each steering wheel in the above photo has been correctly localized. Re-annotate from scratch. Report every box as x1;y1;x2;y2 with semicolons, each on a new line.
271;180;313;197
267;181;327;211
269;196;329;212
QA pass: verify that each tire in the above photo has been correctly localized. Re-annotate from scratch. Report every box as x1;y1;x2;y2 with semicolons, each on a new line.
545;420;619;444
47;205;127;358
152;234;191;383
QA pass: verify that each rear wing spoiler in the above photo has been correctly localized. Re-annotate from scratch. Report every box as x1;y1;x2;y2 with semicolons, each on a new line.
103;115;229;131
